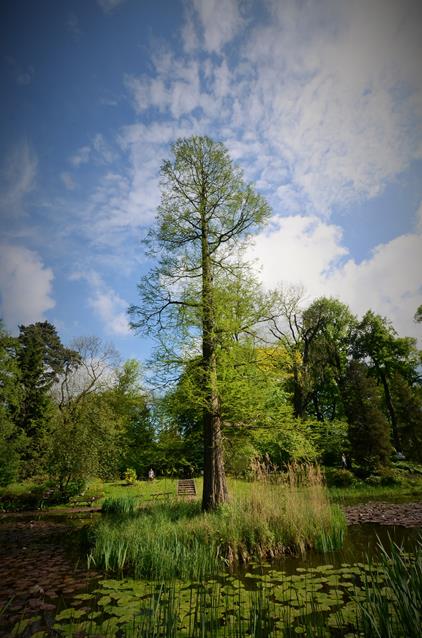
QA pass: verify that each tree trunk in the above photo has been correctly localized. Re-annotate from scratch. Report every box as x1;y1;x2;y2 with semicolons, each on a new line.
200;203;228;511
202;350;228;510
379;369;401;451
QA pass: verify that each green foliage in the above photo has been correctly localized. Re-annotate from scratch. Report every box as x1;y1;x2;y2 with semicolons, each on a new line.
391;372;422;462
0;324;25;485
310;419;350;466
325;468;355;487
123;468;137;484
102;494;139;515
89;469;345;579
129;136;271;510
11;321;80;478
343;361;392;470
356;540;422;638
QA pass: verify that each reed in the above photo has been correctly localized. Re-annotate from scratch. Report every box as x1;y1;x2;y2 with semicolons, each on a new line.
356;537;422;637
89;465;346;579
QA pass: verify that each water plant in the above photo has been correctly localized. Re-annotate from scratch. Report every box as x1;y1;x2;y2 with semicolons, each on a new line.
89;466;346;580
355;537;422;637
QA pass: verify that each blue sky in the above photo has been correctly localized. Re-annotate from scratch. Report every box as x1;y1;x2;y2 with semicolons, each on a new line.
1;0;421;364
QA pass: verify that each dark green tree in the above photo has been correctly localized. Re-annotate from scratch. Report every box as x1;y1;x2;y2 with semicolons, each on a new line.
16;321;80;475
391;372;422;462
351;311;420;451
0;323;25;485
343;361;392;469
129;136;270;510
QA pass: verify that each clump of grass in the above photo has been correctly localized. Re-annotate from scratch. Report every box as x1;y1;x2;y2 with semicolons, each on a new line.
101;495;139;515
89;465;346;579
356;537;421;637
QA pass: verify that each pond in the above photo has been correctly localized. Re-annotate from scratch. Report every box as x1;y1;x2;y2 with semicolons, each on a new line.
1;504;420;637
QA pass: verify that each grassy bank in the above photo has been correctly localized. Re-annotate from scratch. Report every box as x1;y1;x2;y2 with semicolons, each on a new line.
88;466;346;579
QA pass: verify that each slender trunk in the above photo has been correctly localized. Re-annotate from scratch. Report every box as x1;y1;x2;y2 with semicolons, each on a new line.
379;369;400;451
292;365;304;418
200;202;228;511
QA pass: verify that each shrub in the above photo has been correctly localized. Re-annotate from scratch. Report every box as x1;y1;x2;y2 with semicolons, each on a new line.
377;467;400;486
325;468;355;487
123;468;137;485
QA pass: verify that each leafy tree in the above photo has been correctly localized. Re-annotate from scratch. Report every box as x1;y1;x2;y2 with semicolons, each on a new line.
0;324;25;485
269;293;356;420
343;361;392;470
351;311;420;451
129;136;270;510
391;373;422;462
104;360;155;477
414;304;422;323
49;336;121;491
16;321;80;476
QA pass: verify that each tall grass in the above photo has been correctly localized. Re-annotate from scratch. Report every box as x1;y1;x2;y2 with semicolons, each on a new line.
101;494;139;515
88;465;346;579
356;538;422;637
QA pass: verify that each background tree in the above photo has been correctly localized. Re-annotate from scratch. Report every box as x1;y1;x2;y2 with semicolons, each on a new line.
351;311;420;451
390;372;422;462
103;359;154;478
0;324;24;485
16;321;80;476
129;136;270;510
49;336;121;492
343;361;392;470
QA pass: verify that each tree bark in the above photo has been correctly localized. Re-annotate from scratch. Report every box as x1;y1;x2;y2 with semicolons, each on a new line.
200;202;228;510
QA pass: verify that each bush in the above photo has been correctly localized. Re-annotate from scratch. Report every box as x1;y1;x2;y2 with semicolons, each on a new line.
123;468;137;484
377;467;400;486
325;468;355;487
365;474;382;487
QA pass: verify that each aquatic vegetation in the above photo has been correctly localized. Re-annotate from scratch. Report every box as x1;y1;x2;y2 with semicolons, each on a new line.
15;539;420;637
89;468;346;579
355;538;422;637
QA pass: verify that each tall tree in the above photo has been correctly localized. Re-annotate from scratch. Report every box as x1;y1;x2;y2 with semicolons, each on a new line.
343;361;392;469
0;324;24;485
269;293;356;420
129;136;270;510
16;321;80;475
351;311;420;451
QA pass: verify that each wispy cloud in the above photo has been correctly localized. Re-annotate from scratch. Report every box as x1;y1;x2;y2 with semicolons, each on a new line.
123;0;422;216
5;56;34;85
0;141;38;217
0;244;55;330
70;270;130;336
190;0;245;53
97;0;127;15
66;13;82;37
69;145;91;167
60;172;76;190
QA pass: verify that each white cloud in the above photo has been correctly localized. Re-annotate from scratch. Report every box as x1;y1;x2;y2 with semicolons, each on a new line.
70;270;130;336
0;142;38;216
0;245;55;329
60;172;76;190
69;145;91;167
97;0;126;14
248;212;422;341
191;0;244;52
120;0;422;218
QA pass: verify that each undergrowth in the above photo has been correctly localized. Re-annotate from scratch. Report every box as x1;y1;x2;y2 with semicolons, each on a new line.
89;465;346;579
